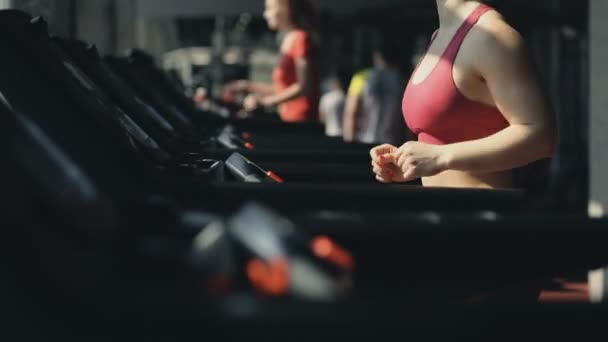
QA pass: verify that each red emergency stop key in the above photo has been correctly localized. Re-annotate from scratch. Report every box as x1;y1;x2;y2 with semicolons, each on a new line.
266;171;284;184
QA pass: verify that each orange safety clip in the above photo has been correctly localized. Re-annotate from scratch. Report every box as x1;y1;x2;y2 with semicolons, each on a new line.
311;236;355;270
266;171;284;184
246;257;290;297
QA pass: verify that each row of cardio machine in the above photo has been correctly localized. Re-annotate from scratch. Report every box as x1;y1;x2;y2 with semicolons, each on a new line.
1;9;607;339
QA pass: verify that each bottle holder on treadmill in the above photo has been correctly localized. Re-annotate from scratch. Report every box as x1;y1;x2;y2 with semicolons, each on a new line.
217;127;254;150
225;153;284;183
175;159;225;182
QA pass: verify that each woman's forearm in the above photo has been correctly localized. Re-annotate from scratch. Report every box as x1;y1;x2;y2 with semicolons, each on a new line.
248;82;276;96
441;124;556;173
262;83;304;107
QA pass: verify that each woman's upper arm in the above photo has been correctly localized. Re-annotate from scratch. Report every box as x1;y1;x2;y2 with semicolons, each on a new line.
290;32;313;88
294;58;310;88
289;31;312;59
474;20;554;129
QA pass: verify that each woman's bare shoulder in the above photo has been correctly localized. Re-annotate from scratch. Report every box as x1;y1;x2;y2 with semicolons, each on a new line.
474;10;525;52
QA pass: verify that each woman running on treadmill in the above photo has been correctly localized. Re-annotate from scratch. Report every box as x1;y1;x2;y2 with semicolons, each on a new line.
225;0;320;123
371;0;556;189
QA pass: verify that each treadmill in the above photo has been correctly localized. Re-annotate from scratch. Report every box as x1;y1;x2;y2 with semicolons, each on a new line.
52;37;376;183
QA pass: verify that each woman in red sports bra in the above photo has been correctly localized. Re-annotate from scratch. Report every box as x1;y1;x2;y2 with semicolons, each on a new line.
371;0;556;189
224;0;320;123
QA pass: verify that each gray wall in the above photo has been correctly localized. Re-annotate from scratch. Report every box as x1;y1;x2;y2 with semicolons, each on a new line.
590;0;608;217
135;0;408;18
115;0;137;53
74;0;140;55
75;0;114;53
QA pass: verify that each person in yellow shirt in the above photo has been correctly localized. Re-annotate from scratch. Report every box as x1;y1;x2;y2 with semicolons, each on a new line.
342;69;371;142
343;37;407;146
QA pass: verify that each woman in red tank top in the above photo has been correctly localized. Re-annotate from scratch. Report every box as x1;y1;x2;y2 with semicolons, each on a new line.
371;0;556;189
225;0;320;123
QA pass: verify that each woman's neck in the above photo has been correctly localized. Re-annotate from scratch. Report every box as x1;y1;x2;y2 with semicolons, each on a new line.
436;0;480;28
279;23;297;33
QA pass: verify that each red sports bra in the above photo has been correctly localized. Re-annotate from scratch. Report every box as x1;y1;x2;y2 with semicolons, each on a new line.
402;4;509;145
